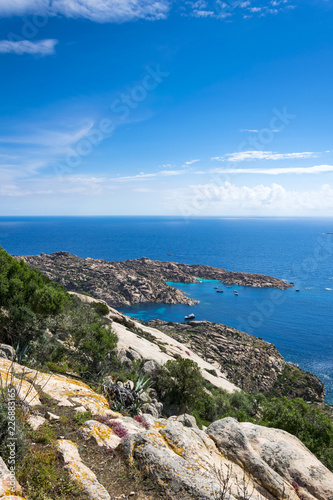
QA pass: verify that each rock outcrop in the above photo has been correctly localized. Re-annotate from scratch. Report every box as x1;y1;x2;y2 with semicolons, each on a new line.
147;319;325;401
55;439;110;500
14;252;292;308
70;292;324;402
0;361;332;500
0;358;120;416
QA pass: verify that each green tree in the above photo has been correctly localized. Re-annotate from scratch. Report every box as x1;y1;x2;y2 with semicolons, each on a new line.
155;358;205;412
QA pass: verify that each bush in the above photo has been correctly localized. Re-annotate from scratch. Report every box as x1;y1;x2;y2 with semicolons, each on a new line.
154;358;206;412
90;301;109;316
0;247;68;346
74;411;92;426
28;424;56;444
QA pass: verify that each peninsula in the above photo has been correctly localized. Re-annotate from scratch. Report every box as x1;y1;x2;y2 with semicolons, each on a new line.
14;251;292;308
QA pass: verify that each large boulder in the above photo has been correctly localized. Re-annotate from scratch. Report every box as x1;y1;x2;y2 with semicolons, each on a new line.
116;415;333;500
207;418;298;499
142;359;160;375
117;418;266;499
176;413;198;429
240;421;333;500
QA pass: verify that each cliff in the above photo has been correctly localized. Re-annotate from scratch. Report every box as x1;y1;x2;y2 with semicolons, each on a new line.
14;252;292;308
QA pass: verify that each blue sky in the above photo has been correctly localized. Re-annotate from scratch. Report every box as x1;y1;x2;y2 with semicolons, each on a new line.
0;0;333;216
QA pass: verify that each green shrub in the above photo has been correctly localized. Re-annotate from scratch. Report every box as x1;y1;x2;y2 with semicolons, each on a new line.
154;358;206;412
28;424;56;444
90;301;109;316
74;411;92;426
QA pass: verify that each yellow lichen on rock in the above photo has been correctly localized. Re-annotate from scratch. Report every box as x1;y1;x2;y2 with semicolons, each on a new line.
55;439;110;500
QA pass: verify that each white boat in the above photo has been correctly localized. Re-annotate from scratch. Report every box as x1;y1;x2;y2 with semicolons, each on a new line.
234;290;238;296
184;313;195;320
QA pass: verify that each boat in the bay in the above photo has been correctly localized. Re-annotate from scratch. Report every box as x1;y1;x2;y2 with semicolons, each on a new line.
184;313;195;320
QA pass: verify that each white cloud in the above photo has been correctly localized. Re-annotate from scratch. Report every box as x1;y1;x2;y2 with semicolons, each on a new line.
171;181;333;215
0;0;170;22
0;119;97;191
210;164;333;175
0;39;58;56
211;150;318;162
0;121;94;148
183;159;200;166
159;163;176;168
112;172;157;182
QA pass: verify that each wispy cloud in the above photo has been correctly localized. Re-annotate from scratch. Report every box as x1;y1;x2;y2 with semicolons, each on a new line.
210;164;333;175
187;0;295;20
0;39;58;56
0;119;96;188
183;159;200;166
112;169;184;182
211;151;318;162
0;0;170;23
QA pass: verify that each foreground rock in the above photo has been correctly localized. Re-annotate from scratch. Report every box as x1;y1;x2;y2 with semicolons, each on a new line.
56;439;110;500
0;358;120;416
115;414;332;499
14;252;292;307
1;361;332;500
148;319;325;401
0;457;24;499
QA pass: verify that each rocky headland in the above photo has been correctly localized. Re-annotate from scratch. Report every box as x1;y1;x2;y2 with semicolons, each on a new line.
14;252;292;308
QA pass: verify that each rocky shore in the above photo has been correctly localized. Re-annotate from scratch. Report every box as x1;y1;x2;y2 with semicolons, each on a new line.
146;319;325;402
14;252;292;307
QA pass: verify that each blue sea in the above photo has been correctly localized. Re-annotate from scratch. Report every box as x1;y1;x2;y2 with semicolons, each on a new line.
0;216;332;403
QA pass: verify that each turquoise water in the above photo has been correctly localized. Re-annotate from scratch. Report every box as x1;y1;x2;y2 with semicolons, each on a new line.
0;216;332;402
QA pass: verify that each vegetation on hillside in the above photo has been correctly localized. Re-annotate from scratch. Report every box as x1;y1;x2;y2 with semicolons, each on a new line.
0;247;117;380
1;246;333;476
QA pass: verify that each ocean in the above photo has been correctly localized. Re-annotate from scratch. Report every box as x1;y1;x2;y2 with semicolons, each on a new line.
0;216;332;403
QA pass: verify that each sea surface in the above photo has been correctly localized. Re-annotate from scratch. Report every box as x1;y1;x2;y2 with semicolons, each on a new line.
0;216;332;403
